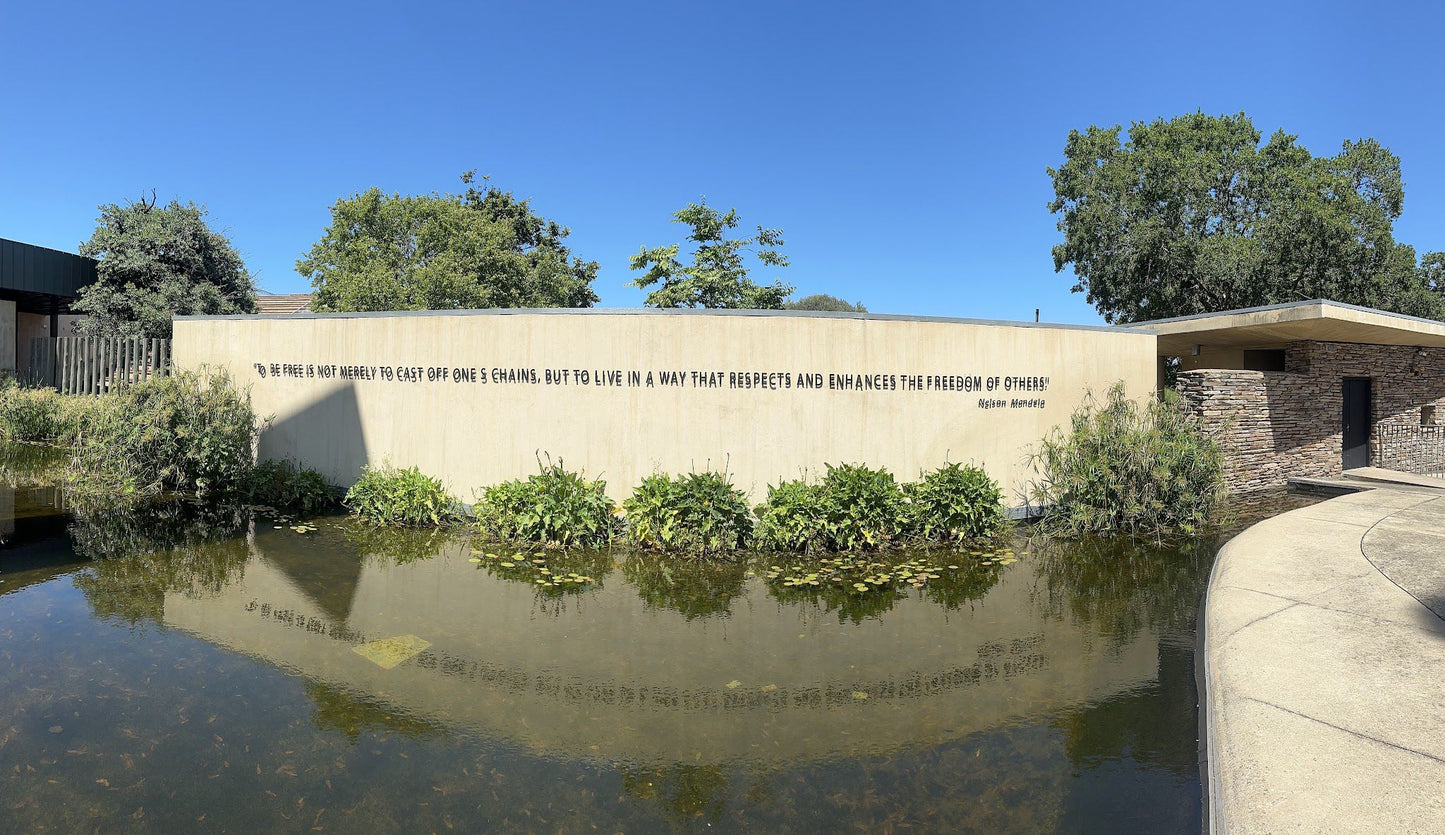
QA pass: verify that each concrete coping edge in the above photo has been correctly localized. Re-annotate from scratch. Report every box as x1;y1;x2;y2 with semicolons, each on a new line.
1134;298;1445;330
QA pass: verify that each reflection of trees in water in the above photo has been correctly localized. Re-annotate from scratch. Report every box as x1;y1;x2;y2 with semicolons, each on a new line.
620;763;730;828
304;680;445;743
623;553;747;620
69;499;251;625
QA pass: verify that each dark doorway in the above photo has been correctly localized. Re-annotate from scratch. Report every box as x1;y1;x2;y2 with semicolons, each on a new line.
1342;377;1372;470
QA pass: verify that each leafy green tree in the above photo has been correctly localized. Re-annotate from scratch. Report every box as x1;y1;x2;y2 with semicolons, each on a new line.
784;293;867;312
74;193;257;338
630;201;793;308
1049;112;1443;323
299;173;598;311
1419;251;1445;296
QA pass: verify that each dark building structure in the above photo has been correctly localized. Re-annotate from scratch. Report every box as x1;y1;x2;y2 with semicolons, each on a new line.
0;238;97;373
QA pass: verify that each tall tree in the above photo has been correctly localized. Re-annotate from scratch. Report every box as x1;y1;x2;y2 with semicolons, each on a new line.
630;201;793;308
784;293;867;312
74;193;257;338
299;173;598;312
1048;112;1442;323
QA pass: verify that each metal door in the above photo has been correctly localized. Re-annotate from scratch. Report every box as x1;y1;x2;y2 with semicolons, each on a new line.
1342;377;1372;470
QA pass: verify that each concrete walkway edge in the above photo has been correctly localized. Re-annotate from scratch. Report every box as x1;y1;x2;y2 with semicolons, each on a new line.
1202;489;1445;833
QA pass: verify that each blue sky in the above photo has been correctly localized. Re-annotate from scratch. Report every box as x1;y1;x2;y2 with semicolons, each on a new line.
2;0;1442;324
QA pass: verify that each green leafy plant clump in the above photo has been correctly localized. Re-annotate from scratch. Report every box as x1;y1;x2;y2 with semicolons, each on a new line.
344;463;465;527
67;368;258;499
1028;382;1225;537
248;458;337;514
755;462;1007;553
907;462;1007;544
622;471;753;555
474;459;617;547
755;463;911;552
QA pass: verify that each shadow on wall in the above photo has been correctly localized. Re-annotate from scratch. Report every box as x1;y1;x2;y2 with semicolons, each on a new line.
260;381;369;489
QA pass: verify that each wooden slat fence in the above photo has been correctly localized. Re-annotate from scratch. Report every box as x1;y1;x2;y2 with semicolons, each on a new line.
26;336;171;395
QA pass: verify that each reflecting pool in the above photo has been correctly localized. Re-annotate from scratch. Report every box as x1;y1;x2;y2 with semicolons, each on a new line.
0;465;1316;833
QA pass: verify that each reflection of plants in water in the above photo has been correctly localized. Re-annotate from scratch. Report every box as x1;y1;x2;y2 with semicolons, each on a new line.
0;442;68;487
1031;492;1320;644
70;499;251;625
1053;637;1200;779
342;521;462;565
623;552;748;619
1030;534;1213;646
620;763;730;828
469;544;613;596
762;549;1010;624
304;679;445;743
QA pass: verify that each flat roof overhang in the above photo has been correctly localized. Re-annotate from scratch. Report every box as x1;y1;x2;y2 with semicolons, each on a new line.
1136;300;1445;356
0;239;97;303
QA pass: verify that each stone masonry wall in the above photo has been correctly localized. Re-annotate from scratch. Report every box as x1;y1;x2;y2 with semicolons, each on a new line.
1175;341;1445;494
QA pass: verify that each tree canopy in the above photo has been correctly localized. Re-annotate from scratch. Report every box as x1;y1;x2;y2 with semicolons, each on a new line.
1048;112;1443;323
74;193;256;338
299;173;598;312
784;293;867;312
630;201;793;308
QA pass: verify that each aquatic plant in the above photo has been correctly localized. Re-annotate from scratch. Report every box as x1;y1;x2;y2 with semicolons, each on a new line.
1027;382;1225;537
248;458;337;514
343;519;463;563
907;462;1007;544
622;471;753;555
473;459;617;547
760;547;1016;623
67;368;258;500
344;463;465;526
755;463;913;552
468;547;608;595
752;478;828;552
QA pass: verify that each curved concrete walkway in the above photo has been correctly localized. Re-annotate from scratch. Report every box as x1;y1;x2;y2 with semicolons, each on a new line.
1205;489;1445;833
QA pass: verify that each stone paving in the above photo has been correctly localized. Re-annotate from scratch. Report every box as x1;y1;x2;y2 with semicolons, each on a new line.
1204;488;1445;833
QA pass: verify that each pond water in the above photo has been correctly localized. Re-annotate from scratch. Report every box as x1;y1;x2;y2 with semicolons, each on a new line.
0;457;1316;833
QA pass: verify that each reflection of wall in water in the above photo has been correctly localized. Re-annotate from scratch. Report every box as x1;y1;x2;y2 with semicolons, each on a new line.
161;534;1163;766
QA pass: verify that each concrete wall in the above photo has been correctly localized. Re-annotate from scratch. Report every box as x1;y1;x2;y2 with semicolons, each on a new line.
172;310;1156;506
15;312;47;376
1178;345;1247;372
1177;340;1445;492
0;300;14;373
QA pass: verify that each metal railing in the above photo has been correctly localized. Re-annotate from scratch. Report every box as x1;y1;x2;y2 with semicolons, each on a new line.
1376;424;1445;478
